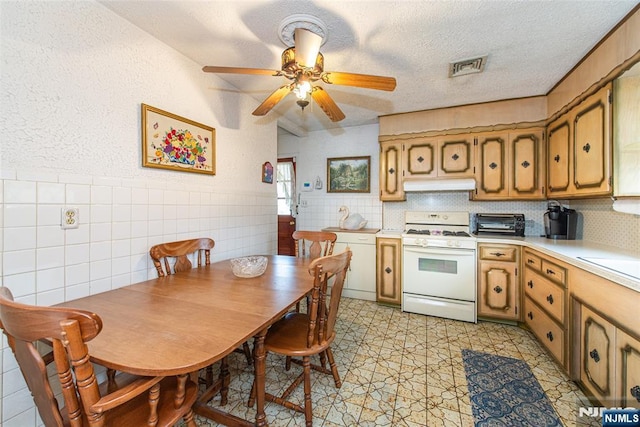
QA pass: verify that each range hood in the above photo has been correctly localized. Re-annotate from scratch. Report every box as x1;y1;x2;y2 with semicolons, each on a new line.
403;178;476;192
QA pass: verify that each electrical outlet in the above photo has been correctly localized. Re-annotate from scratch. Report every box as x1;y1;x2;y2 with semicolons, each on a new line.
61;207;79;229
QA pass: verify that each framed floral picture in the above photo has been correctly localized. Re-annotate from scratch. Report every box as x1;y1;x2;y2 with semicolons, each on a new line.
327;156;371;193
141;103;215;175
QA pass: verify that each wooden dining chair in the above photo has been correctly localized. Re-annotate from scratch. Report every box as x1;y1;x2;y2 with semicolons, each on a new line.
149;238;252;403
292;230;337;260
292;230;337;312
0;287;197;427
248;249;352;427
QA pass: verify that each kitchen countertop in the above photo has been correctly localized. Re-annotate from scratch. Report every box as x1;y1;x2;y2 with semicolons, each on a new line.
476;235;640;293
375;230;640;293
322;227;380;234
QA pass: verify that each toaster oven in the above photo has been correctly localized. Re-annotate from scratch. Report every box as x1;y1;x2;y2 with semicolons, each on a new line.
474;213;525;237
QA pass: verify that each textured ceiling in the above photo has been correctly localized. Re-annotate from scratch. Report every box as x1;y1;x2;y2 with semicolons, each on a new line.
99;0;637;136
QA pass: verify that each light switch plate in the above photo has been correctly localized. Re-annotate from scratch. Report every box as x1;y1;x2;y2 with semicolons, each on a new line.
61;207;79;229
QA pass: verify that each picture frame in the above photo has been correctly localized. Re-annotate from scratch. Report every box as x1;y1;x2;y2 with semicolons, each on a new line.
327;156;371;193
141;103;215;175
262;161;274;183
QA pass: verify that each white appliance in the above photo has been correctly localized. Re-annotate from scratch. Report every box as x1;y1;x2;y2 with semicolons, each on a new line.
402;211;477;323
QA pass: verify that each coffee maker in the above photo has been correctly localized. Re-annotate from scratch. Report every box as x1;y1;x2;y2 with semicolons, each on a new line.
544;201;578;240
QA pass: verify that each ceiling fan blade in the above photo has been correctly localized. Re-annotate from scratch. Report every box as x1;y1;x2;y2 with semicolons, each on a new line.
294;28;322;68
202;66;280;76
321;71;397;91
311;87;345;122
252;85;293;116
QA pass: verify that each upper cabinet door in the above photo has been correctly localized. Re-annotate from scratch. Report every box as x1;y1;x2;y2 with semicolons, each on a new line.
572;84;612;196
379;140;405;201
547;117;571;196
404;138;437;179
438;136;474;177
475;132;508;199
511;130;545;199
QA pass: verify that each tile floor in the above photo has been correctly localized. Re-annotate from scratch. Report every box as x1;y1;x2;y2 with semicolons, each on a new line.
192;298;595;426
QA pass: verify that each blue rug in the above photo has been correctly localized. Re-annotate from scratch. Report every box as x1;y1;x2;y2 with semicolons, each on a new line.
462;349;562;427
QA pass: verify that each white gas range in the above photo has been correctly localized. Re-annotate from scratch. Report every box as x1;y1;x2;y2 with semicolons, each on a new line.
402;211;477;323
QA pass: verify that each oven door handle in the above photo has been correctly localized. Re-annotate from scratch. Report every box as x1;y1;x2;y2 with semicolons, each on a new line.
404;247;475;256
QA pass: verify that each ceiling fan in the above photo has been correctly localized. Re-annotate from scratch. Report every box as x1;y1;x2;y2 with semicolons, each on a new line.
202;28;397;122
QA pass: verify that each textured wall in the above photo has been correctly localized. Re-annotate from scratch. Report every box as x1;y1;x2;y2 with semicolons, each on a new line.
278;124;383;231
0;2;277;425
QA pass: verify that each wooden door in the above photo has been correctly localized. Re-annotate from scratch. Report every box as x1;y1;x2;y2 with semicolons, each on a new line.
404;138;437;178
438;136;474;177
581;305;616;403
573;84;612;196
475;132;508;199
379;140;405;201
616;329;640;408
277;158;296;255
511;130;545;199
547;116;571;195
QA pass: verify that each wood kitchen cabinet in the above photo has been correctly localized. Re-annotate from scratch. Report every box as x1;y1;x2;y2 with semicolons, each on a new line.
376;236;402;306
404;135;474;179
523;248;568;370
570;265;640;408
477;244;520;321
547;83;612;198
473;128;545;200
379;140;405;201
332;231;377;301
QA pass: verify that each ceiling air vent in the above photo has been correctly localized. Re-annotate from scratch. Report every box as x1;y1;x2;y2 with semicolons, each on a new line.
449;55;487;78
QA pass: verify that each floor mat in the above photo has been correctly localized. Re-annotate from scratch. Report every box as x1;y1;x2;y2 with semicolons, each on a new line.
462;349;563;426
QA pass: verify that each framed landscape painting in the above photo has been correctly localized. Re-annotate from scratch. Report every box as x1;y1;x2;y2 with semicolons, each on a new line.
327;156;371;193
142;103;216;175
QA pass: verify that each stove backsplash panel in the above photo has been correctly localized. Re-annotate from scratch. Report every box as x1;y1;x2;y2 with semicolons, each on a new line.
383;193;640;255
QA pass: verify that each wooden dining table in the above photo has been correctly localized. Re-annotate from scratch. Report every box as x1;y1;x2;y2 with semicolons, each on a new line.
56;254;313;427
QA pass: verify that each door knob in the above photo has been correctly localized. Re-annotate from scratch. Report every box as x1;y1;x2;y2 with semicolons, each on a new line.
289;221;295;225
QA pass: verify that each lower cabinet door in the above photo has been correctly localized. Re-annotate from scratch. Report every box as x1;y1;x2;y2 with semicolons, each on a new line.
581;305;616;404
616;329;640;408
478;260;518;320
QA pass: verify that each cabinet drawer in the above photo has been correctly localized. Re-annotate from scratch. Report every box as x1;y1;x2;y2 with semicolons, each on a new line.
479;245;518;262
334;232;376;245
524;269;565;323
525;297;565;365
541;259;566;286
523;250;542;271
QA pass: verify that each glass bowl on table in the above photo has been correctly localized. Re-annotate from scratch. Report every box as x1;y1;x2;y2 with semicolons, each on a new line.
230;256;268;278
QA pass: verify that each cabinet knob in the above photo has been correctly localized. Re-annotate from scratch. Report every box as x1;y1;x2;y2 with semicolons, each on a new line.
527;312;533;320
493;286;503;294
527;280;534;288
385;267;392;274
546;331;554;342
554;154;560;163
490;252;505;257
583;142;591;153
589;349;600;363
527;259;535;264
417;156;424;163
630;385;640;402
451;153;459;161
546;294;554;305
489;162;498;170
546;269;556;275
521;160;530;168
388;167;395;174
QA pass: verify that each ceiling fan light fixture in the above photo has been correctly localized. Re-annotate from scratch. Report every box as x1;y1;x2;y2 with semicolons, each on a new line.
296;99;310;111
293;80;312;100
